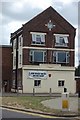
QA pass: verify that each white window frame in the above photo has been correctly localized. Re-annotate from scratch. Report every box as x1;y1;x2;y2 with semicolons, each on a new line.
19;37;22;46
53;51;69;63
13;39;16;49
18;35;23;47
18;35;23;68
34;80;41;87
30;32;46;45
54;34;69;47
58;80;65;87
29;50;46;63
13;56;16;66
19;54;21;64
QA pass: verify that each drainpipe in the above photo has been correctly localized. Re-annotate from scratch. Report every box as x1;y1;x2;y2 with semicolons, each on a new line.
15;34;18;94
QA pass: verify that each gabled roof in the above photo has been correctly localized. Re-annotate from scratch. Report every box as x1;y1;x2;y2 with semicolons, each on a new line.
23;6;76;31
11;6;76;40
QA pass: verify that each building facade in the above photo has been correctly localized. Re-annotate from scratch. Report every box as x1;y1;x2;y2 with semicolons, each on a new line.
76;77;80;94
75;64;80;95
10;6;76;93
0;45;12;92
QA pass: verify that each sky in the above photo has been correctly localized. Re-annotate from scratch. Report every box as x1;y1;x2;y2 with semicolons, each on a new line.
0;0;80;66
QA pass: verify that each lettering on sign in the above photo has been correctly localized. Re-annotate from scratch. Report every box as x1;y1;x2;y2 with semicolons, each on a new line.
28;71;47;79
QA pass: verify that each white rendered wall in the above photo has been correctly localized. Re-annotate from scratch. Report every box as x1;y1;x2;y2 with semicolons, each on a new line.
22;64;76;94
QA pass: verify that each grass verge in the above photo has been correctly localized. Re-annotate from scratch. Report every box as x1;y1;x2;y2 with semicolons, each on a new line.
2;96;80;114
2;96;57;113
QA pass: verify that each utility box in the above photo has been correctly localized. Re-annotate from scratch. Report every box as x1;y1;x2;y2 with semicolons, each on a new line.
62;88;69;110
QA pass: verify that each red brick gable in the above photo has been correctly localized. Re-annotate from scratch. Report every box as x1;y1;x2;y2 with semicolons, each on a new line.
23;6;76;50
10;6;76;67
23;6;76;33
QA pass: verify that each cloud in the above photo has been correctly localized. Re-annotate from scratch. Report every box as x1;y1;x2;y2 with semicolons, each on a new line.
1;21;24;45
53;2;78;26
1;2;42;23
1;0;80;66
1;1;43;45
1;1;78;26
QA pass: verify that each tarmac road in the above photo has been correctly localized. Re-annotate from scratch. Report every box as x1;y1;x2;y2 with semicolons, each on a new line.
1;107;80;120
2;107;41;118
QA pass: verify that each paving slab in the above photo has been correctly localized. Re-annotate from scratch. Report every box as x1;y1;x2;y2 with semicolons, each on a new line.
41;97;78;112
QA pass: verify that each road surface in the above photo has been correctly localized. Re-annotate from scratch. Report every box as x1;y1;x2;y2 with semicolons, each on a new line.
1;107;80;120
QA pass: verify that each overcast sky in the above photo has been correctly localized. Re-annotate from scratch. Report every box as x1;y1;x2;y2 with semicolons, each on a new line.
0;0;80;66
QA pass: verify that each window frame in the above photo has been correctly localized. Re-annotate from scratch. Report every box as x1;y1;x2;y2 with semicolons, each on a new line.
18;35;23;47
13;39;16;49
29;50;46;63
53;51;69;63
58;80;65;87
19;37;22;46
30;32;46;45
19;54;21;64
54;34;69;47
13;56;16;66
34;80;41;87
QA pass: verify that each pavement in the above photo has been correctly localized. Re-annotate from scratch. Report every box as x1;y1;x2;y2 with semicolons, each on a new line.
41;97;78;112
1;92;80;118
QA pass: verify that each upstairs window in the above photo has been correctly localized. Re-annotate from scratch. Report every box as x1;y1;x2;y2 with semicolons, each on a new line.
13;56;16;67
13;39;16;49
18;35;23;47
53;51;69;63
29;50;46;63
31;32;46;45
19;37;22;46
19;54;21;64
54;34;69;47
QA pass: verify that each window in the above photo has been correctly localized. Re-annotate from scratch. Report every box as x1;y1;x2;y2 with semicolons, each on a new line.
53;51;69;63
19;35;22;46
12;79;16;88
58;80;64;87
19;54;21;64
55;35;68;47
29;50;46;63
14;56;16;66
19;37;22;46
18;80;22;87
34;80;41;87
18;35;23;48
31;32;46;45
13;39;16;49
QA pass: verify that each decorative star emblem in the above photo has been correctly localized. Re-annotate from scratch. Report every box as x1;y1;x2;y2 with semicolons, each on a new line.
45;20;55;31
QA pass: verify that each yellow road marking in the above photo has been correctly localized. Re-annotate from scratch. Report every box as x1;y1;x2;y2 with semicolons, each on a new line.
2;107;58;118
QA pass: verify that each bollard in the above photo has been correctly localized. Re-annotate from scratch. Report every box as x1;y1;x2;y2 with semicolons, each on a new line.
62;88;69;111
33;88;35;96
49;88;52;96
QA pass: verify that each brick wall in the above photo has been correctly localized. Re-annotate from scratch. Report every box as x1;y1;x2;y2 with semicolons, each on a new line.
76;77;80;93
22;7;75;66
1;46;12;92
